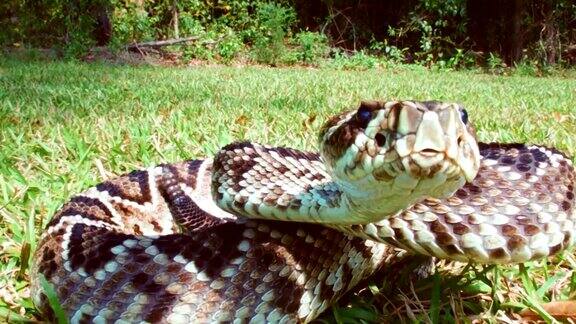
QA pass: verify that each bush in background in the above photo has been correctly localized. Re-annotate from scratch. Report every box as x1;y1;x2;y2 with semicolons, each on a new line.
1;0;575;70
294;31;329;63
251;2;296;65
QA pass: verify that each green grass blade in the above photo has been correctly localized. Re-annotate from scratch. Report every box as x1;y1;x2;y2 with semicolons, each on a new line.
429;272;441;324
39;274;68;324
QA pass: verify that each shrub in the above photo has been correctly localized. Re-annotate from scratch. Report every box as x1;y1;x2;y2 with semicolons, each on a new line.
434;48;477;70
251;2;296;65
112;4;157;45
386;0;468;66
486;52;507;74
327;50;380;70
216;30;244;62
294;31;329;63
368;39;406;64
177;11;205;38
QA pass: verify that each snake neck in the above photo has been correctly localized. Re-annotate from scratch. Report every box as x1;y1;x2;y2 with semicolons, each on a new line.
211;142;465;225
211;142;348;223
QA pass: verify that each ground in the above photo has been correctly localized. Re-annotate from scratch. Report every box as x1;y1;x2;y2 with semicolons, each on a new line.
0;58;575;322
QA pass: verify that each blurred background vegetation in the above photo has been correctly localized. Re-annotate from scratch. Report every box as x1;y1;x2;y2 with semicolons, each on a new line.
1;0;575;71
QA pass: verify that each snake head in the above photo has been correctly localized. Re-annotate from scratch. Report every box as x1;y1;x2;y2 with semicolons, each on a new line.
319;100;480;220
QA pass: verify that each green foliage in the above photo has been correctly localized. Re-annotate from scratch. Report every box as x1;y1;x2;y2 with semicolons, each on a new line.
2;0;576;68
387;0;468;66
251;2;296;65
487;53;507;75
293;31;329;63
216;30;244;62
515;0;576;66
111;3;157;44
511;59;557;77
327;50;380;70
434;48;477;70
369;39;406;64
178;11;205;37
105;0;299;65
0;0;111;57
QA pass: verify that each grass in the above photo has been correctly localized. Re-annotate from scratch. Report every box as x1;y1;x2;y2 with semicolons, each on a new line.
0;57;575;323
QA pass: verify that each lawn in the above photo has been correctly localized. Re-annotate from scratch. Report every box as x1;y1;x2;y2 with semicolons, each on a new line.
0;58;575;322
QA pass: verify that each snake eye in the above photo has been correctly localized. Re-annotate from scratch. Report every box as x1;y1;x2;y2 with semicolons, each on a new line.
460;108;469;125
355;106;372;128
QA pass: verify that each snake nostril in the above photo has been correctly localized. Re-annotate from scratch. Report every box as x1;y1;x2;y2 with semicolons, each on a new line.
457;135;464;146
375;133;386;147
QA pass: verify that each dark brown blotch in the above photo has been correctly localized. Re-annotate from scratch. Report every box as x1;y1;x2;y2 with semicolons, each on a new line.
159;181;224;232
549;243;562;255
47;196;116;229
283;285;304;314
467;185;482;194
499;156;516;165
387;102;403;131
524;224;541;236
96;169;152;205
321;121;357;163
143;291;179;322
452;223;471;235
435;232;457;245
518;153;533;164
530;149;549;162
507;235;527;251
393;227;406;240
430;220;449;233
563;232;572;246
516;164;532;173
501;224;518;236
37;244;59;280
132;224;142;235
133;253;150;264
455;189;469;198
489;247;508;259
442;244;463;256
153;235;188;256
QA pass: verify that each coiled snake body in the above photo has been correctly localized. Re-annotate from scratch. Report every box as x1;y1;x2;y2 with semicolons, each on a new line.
31;101;576;323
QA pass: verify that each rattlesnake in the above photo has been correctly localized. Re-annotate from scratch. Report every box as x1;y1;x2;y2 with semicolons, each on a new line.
31;100;576;323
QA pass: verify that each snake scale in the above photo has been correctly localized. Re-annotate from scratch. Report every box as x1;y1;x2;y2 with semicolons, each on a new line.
31;100;576;323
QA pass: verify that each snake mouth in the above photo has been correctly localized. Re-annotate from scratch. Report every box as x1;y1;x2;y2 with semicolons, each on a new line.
419;148;441;156
408;149;477;183
412;149;445;170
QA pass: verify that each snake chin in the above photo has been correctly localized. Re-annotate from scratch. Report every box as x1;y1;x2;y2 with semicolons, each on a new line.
342;168;467;224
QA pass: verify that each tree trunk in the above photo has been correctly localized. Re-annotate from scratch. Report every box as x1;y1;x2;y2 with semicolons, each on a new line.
510;0;523;64
94;4;112;46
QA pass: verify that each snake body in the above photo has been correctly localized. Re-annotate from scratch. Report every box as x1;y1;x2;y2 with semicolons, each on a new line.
31;101;576;323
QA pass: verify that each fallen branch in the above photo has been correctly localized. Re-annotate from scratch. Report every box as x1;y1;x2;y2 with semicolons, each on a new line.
127;36;200;50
